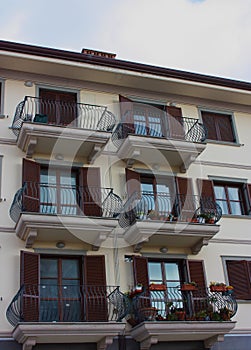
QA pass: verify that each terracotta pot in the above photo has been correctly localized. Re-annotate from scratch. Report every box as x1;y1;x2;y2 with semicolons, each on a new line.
149;284;167;291
180;284;197;291
210;285;227;292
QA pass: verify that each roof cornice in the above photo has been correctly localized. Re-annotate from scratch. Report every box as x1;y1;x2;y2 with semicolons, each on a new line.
0;39;251;92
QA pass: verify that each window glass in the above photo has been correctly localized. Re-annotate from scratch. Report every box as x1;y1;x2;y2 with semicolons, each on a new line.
148;262;162;283
214;183;244;215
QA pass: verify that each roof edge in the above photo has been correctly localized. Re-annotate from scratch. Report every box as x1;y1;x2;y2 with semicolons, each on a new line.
0;40;251;92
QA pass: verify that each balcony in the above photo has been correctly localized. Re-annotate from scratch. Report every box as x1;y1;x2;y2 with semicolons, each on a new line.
9;183;122;249
118;192;222;254
7;284;127;350
112;112;207;172
128;287;237;349
12;96;116;161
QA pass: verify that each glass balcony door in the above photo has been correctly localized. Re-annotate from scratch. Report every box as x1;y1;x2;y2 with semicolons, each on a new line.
40;257;82;322
133;105;164;137
40;168;78;215
140;176;174;216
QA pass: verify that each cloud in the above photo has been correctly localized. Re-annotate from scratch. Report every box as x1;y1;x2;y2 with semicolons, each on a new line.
0;0;251;81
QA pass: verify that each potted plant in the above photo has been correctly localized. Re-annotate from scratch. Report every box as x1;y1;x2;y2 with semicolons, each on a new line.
180;281;198;291
219;307;233;321
195;309;208;321
209;281;227;292
223;285;234;295
175;308;186;321
147;210;159;220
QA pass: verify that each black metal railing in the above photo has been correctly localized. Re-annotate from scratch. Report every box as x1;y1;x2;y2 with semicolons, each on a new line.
112;113;207;148
128;286;237;324
118;191;222;228
9;182;122;223
11;96;116;136
6;284;130;327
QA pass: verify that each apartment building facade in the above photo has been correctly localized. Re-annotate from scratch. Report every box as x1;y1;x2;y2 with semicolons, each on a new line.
0;40;250;350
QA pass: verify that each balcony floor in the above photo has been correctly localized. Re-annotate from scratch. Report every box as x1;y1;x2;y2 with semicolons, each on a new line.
17;122;110;161
116;135;206;172
130;321;236;349
123;220;220;254
16;213;118;249
13;322;126;350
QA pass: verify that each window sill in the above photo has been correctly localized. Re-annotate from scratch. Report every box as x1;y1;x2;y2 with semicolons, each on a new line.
206;140;242;147
221;214;251;220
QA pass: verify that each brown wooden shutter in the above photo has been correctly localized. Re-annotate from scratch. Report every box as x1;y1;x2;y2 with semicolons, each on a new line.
226;260;251;300
243;183;251;215
119;95;135;134
188;260;206;290
39;89;77;126
79;167;102;217
176;177;195;221
166;106;184;139
85;255;107;321
20;251;40;322
22;158;40;213
125;168;141;198
188;260;207;312
218;114;235;142
197;178;217;215
201;112;217;140
133;256;149;288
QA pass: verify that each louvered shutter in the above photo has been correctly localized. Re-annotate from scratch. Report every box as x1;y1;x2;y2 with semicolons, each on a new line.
188;260;207;312
226;260;251;300
125;168;141;198
197;178;217;216
85;255;107;321
176;177;195;221
22;159;40;213
243;184;251;215
79;167;102;217
201;112;217;140
218;114;235;142
133;256;149;288
166;106;184;139
188;260;206;290
132;256;151;311
40;89;77;126
20;251;40;322
119;95;135;134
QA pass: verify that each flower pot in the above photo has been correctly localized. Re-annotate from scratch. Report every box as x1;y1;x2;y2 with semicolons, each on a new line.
149;283;167;291
210;285;227;292
175;311;186;321
140;307;157;321
180;284;197;291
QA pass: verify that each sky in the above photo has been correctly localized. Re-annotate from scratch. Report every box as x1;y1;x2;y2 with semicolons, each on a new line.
1;0;251;82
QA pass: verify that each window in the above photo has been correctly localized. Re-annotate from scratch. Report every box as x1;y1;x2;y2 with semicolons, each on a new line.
22;159;102;216
225;259;251;300
201;110;236;142
126;169;197;221
214;181;251;216
40;167;78;215
21;251;107;322
40;256;82;321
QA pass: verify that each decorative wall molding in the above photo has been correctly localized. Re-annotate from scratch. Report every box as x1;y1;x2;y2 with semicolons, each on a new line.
195;160;251;170
210;238;251;245
0;138;16;145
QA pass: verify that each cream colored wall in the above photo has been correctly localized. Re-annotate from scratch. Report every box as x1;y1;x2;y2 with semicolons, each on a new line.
1;75;251;332
0;231;25;332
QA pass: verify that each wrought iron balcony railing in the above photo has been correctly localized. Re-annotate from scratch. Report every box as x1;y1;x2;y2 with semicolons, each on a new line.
9;182;122;223
11;96;116;136
127;286;237;324
118;191;222;228
6;284;130;327
112;113;207;148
